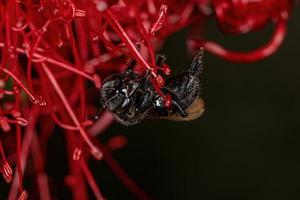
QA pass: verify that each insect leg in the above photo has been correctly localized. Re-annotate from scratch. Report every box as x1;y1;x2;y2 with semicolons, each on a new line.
140;90;154;108
104;94;124;112
163;86;186;99
104;94;119;105
126;44;140;70
156;54;166;67
187;48;204;77
126;59;137;70
172;100;188;117
127;84;139;97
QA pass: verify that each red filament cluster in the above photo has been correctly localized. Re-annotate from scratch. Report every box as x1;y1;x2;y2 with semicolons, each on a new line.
0;0;295;199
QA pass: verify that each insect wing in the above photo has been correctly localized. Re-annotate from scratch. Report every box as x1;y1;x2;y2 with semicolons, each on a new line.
163;97;205;121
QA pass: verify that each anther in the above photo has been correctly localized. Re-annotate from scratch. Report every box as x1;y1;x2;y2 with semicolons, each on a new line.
73;148;82;161
29;95;47;106
16;117;28;126
18;190;28;200
1;161;13;183
89;148;103;160
75;9;86;17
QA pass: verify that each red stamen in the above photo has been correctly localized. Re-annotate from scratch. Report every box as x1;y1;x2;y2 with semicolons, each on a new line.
79;160;106;200
0;67;46;106
41;63;102;160
73;147;82;161
104;9;157;77
106;135;128;151
18;190;28;200
1;161;13;183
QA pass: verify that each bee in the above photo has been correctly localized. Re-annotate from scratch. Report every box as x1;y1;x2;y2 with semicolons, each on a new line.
99;49;205;126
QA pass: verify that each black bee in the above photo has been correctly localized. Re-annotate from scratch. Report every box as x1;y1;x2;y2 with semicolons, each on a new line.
100;49;205;126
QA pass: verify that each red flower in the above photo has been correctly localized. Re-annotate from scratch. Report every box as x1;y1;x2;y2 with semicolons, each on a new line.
189;0;294;62
212;0;292;34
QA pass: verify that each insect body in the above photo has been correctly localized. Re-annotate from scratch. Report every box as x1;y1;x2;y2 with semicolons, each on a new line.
100;49;205;125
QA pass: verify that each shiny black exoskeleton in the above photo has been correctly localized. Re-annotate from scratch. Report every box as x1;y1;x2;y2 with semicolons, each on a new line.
100;49;205;125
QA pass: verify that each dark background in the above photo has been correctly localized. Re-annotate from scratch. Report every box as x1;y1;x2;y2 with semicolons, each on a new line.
91;6;300;200
1;6;299;200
